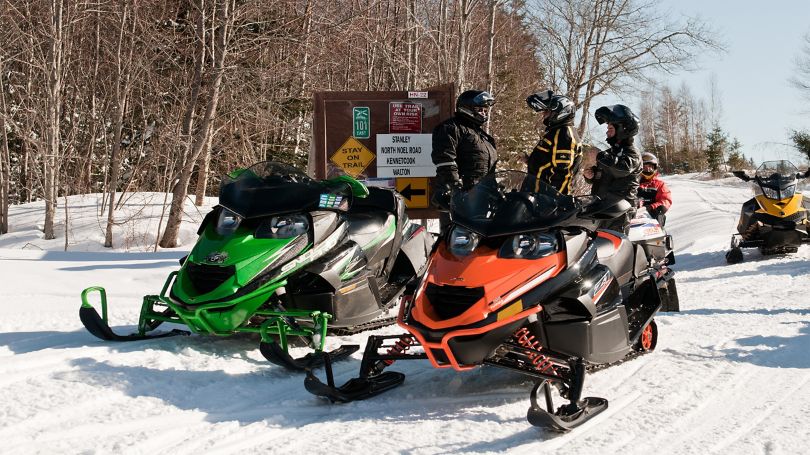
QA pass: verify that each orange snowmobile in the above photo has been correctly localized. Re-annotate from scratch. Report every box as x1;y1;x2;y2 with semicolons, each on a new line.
304;171;673;432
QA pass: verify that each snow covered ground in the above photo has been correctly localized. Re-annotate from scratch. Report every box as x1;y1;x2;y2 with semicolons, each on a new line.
1;177;809;454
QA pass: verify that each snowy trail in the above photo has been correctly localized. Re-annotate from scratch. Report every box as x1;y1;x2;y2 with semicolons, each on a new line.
1;177;810;454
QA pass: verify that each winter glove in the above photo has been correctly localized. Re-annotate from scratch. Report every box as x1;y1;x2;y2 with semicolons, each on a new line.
431;182;463;210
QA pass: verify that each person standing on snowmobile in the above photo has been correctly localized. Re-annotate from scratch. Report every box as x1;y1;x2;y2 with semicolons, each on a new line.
523;90;582;194
583;104;642;233
638;152;672;226
432;90;497;233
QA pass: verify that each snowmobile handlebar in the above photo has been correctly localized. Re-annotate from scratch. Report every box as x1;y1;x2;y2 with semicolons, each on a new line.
732;170;751;182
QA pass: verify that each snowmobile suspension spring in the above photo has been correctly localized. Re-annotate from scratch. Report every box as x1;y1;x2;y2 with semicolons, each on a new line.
383;336;415;365
514;328;556;374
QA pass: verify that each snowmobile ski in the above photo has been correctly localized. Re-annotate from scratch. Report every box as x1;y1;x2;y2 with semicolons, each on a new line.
304;352;405;402
527;380;608;432
259;340;359;371
79;288;188;341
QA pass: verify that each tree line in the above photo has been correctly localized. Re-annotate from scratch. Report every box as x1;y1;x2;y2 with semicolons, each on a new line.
0;0;719;247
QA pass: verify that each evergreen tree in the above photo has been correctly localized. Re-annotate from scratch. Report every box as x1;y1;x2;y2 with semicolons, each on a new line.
704;126;727;177
790;130;810;162
725;138;748;170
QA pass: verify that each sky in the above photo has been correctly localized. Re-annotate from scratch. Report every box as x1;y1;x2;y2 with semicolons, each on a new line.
591;0;810;165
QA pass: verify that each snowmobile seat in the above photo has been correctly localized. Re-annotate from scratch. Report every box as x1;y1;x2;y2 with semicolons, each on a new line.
594;230;634;286
345;212;395;251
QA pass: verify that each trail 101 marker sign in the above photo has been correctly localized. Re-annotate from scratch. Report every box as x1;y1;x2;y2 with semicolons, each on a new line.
376;134;435;178
353;107;370;139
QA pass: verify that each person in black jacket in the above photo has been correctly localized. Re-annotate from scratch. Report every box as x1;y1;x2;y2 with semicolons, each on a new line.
583;104;642;233
524;90;582;194
431;90;497;232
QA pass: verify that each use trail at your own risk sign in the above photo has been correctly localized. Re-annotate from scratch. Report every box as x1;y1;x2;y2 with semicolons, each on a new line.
330;137;375;177
376;133;436;178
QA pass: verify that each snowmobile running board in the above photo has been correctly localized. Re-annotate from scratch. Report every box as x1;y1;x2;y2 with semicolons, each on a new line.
260;341;359;371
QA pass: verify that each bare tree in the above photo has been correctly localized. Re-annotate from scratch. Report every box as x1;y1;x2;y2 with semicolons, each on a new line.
790;31;810;102
0;59;9;234
528;0;722;136
455;0;482;92
160;0;236;248
104;0;140;248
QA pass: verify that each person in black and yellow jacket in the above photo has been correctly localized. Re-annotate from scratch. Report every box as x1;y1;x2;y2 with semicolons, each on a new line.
524;90;582;195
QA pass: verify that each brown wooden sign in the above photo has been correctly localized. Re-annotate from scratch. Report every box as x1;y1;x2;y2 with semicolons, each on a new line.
310;84;454;219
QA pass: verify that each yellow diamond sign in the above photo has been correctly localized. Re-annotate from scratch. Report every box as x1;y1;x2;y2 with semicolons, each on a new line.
330;137;375;177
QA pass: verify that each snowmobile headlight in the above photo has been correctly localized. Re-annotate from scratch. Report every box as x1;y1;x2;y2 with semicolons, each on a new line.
499;233;558;259
256;214;310;239
782;184;796;199
761;186;779;200
448;226;480;256
216;209;242;236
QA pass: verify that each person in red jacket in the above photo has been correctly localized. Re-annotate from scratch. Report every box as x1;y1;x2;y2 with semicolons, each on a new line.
637;152;672;225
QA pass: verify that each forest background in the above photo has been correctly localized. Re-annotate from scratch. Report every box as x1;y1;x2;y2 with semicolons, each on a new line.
1;0;808;249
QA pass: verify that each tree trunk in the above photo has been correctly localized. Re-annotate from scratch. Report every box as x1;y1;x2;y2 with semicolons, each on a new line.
44;0;65;240
484;0;497;132
292;0;313;159
104;1;134;248
193;125;214;205
160;0;232;248
455;0;470;92
0;57;10;234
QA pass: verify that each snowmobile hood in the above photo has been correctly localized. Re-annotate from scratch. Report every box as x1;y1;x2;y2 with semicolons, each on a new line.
754;193;806;219
409;242;565;330
173;223;309;303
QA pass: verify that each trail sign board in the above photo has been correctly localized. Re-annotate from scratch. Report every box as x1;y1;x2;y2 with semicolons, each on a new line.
396;178;430;209
311;83;454;218
330;137;375;177
353;107;370;138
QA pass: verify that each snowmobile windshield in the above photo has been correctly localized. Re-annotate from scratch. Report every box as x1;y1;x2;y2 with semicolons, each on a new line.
449;171;578;236
754;160;798;200
219;161;353;218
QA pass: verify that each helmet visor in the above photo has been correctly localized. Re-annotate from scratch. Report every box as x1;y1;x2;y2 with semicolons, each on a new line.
473;91;495;107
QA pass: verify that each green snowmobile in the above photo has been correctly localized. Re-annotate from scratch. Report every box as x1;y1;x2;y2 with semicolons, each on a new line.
79;161;434;370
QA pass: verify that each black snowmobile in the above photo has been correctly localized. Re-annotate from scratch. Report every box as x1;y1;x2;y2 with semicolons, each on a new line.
726;160;810;263
303;171;677;432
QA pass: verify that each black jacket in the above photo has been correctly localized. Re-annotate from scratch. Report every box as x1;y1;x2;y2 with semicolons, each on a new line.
431;116;497;190
526;121;582;194
588;139;642;206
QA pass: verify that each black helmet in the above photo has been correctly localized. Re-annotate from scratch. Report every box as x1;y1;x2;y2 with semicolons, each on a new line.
526;90;575;126
456;90;495;125
594;104;639;142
